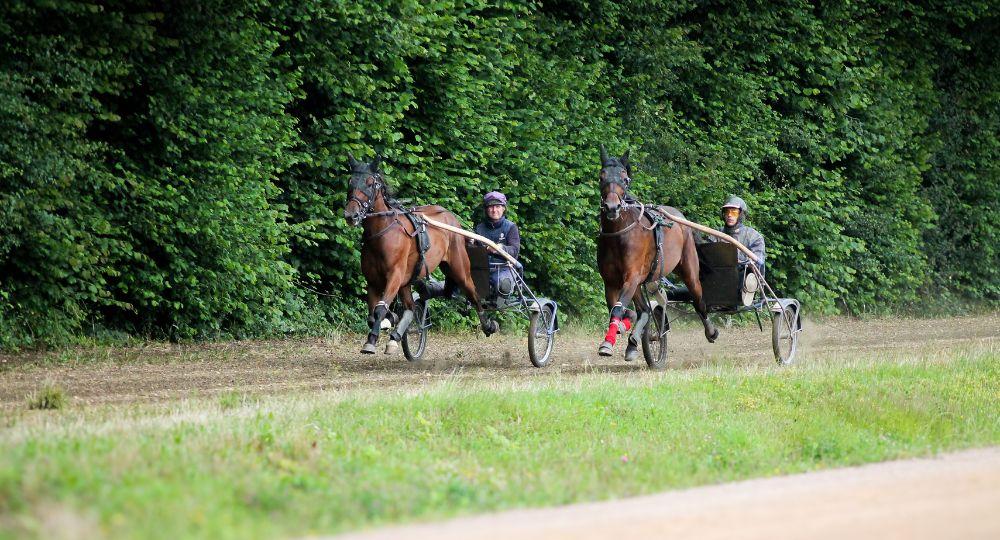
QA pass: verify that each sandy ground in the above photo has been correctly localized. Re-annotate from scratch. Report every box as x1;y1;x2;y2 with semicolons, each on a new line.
1;314;996;410
331;447;1000;540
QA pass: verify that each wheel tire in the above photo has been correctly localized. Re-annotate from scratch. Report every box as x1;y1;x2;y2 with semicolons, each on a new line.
771;305;799;365
402;301;429;362
641;306;669;370
528;304;555;368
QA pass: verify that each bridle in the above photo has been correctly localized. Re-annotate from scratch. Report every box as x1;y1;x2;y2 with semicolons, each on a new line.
347;171;420;243
347;171;386;226
600;172;631;207
598;160;671;283
599;163;653;236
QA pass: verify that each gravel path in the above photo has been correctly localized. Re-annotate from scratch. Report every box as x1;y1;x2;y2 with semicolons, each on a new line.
331;447;1000;540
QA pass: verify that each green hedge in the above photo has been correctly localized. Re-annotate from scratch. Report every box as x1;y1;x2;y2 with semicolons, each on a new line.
1;0;997;349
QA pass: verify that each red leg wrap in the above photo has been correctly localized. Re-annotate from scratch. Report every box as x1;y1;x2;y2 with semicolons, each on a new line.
604;317;621;345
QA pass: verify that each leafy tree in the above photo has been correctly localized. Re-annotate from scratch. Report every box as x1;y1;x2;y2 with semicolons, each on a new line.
1;0;995;349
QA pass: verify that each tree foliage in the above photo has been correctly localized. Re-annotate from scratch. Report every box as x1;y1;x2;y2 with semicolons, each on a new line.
1;0;996;348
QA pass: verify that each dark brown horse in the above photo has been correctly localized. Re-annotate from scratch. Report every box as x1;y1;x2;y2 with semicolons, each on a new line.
597;145;718;360
343;154;495;354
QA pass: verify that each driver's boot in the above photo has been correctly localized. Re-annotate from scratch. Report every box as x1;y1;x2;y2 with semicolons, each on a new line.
418;278;447;299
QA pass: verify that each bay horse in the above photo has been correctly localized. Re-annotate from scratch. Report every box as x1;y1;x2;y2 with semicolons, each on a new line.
597;145;718;360
343;153;495;354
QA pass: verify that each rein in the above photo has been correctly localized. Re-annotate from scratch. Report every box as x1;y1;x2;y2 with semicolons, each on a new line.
361;208;426;243
362;214;405;242
598;204;649;237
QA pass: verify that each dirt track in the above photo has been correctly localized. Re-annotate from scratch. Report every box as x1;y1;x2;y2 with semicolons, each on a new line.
331;447;1000;540
1;314;996;409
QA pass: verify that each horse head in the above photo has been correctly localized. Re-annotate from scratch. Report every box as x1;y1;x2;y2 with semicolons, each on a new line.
344;153;386;226
599;144;631;221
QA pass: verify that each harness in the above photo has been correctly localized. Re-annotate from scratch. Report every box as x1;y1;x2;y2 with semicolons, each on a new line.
598;173;675;284
644;207;674;283
360;208;432;285
354;173;432;285
402;212;431;284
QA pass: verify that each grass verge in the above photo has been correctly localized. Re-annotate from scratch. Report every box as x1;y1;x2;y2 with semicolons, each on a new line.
1;349;998;539
25;386;66;411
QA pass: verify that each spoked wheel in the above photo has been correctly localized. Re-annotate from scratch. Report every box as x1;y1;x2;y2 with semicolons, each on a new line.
771;305;799;365
641;306;669;370
528;304;556;368
402;301;429;362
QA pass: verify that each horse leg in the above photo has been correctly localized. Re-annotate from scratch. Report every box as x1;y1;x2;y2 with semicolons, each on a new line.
362;269;407;354
677;234;719;343
386;285;417;354
599;274;643;357
617;278;644;361
626;303;651;361
438;262;459;299
361;288;383;354
444;258;496;336
598;284;621;356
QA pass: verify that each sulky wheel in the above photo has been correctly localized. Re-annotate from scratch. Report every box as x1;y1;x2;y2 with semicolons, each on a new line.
641;305;669;370
402;300;429;361
528;303;556;367
771;304;799;365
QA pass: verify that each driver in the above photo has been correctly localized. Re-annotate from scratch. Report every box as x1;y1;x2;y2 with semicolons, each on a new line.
716;195;765;275
473;191;521;296
709;195;766;306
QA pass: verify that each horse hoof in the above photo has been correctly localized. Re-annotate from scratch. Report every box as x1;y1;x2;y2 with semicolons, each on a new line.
360;343;377;354
706;328;719;343
483;320;499;337
624;344;639;362
598;342;614;356
384;340;399;355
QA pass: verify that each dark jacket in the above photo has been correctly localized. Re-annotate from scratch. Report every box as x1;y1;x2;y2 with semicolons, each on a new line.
716;223;765;274
474;217;520;264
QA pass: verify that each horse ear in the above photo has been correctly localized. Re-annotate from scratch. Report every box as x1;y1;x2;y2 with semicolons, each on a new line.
371;154;382;172
600;144;609;163
348;153;359;169
621;148;630;167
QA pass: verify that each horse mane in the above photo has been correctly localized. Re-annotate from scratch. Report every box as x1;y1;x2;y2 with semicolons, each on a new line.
377;175;407;210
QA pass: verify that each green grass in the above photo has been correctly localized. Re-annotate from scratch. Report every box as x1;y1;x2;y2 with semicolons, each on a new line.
2;350;998;539
25;386;66;411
